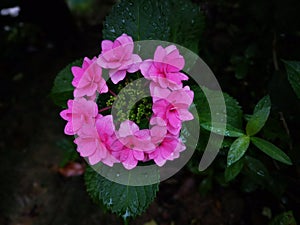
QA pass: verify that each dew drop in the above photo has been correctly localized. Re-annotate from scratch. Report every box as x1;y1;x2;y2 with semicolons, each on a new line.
256;170;265;176
123;209;131;220
107;198;113;206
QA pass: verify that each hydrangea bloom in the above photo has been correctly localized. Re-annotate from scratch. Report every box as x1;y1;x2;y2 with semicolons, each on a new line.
74;116;118;166
152;86;194;135
60;34;194;170
97;33;142;84
111;120;155;169
140;45;188;90
73;60;108;98
60;98;98;135
71;57;96;87
148;134;185;166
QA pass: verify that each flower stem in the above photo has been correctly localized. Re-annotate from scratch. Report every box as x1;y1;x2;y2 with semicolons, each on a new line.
99;106;112;113
109;89;117;97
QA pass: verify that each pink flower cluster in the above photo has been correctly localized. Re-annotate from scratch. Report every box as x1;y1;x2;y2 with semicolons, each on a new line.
60;34;194;170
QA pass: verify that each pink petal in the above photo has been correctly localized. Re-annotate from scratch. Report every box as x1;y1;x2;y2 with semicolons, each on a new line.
77;139;97;157
140;60;153;79
109;69;127;84
74;85;96;98
165;45;177;55
152;99;168;118
96;115;115;136
154;46;167;63
178;109;194;121
150;116;167;126
64;121;74;135
88;151;102;165
97;78;109;93
167;125;181;135
118;120;139;137
160;137;177;159
60;108;70;121
167;110;181;128
133;150;145;160
150;82;171;102
122;152;138;170
101;40;114;53
150;125;167;144
127;54;142;73
102;153;119;167
67;99;73;109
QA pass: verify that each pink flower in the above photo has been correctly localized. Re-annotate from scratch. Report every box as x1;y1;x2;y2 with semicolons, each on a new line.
152;86;194;135
97;34;142;84
111;120;155;170
74;115;119;166
148;117;186;166
60;98;98;135
71;57;96;87
73;61;108;98
149;81;170;102
148;134;186;166
149;116;167;144
140;45;188;90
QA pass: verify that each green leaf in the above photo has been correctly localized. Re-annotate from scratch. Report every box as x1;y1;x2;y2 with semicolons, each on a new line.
102;0;169;41
269;211;297;225
56;138;79;167
166;0;204;53
224;93;244;129
242;155;275;193
102;0;204;52
50;59;82;108
284;60;300;99
251;137;292;165
225;159;244;182
245;155;269;177
246;95;271;136
84;167;159;219
227;135;250;166
193;86;243;129
201;122;244;137
244;156;270;188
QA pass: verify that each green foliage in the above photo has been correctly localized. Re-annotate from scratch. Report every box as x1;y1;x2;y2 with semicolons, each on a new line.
284;60;300;99
56;138;79;167
51;59;82;108
85;167;159;220
102;0;204;52
102;0;170;41
201;122;244;137
269;211;297;225
49;0;298;221
224;159;244;182
246;95;271;136
244;156;270;187
166;0;204;53
224;93;244;129
251;137;292;165
227;135;250;166
193;86;243;128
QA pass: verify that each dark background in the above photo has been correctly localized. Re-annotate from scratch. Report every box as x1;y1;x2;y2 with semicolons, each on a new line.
1;0;300;224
